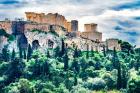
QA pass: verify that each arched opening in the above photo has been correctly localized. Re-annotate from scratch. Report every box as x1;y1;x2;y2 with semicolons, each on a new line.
48;39;54;48
32;40;40;50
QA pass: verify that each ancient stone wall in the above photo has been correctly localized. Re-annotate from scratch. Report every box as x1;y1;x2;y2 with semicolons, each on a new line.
81;31;102;41
67;22;71;32
106;39;121;50
24;22;49;32
25;12;68;30
25;12;45;23
65;37;103;51
0;21;12;34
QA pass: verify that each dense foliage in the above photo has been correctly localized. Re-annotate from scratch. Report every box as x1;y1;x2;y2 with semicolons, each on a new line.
0;29;140;93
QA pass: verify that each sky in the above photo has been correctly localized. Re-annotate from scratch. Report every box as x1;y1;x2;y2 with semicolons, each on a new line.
0;0;140;47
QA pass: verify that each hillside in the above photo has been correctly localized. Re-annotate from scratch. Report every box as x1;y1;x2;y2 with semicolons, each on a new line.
0;29;140;93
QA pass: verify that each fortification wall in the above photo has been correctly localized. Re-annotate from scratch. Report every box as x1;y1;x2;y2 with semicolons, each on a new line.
24;22;49;32
0;21;12;34
106;39;121;50
25;12;68;29
81;31;102;41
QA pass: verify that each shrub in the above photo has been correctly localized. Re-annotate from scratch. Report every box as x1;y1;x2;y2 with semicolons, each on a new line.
102;73;115;89
128;76;140;93
84;78;106;90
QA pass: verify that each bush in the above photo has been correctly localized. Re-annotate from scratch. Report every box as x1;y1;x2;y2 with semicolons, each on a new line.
39;89;53;93
85;67;99;78
84;78;106;90
102;73;115;89
128;76;140;93
0;29;7;36
71;85;90;93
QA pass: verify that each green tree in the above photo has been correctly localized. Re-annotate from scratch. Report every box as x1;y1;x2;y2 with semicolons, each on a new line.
5;58;24;85
60;39;65;57
27;44;32;61
47;50;50;58
72;59;80;73
112;47;119;69
128;76;140;93
121;64;129;88
91;46;94;57
117;60;122;89
102;45;106;57
19;47;23;59
73;46;80;58
86;44;89;59
63;52;69;71
119;40;133;55
2;45;9;62
23;50;27;59
54;46;60;57
11;49;16;61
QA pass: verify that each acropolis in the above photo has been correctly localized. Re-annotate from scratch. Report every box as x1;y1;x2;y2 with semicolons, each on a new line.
0;12;121;52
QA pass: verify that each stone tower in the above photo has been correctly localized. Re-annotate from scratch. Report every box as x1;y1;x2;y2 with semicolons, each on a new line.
71;20;78;32
84;23;97;32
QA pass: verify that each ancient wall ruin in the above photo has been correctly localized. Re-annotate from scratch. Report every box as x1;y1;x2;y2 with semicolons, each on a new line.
0;21;12;34
25;12;68;30
106;39;121;50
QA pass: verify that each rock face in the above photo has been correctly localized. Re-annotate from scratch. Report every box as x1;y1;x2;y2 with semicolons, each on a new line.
25;31;62;52
0;36;8;52
0;35;19;53
65;37;103;51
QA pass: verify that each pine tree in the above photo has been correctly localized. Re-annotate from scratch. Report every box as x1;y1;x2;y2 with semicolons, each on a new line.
47;50;50;58
19;47;23;59
103;45;106;57
60;39;65;56
54;46;60;57
74;74;78;86
63;51;69;71
43;60;49;76
72;59;80;73
121;64;128;88
23;50;26;59
27;44;32;61
5;58;23;84
86;44;89;59
112;47;118;69
11;49;15;60
73;46;79;58
2;45;9;62
91;46;94;57
117;60;122;89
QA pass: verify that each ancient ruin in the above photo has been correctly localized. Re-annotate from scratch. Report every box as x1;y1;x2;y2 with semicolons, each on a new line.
0;12;121;52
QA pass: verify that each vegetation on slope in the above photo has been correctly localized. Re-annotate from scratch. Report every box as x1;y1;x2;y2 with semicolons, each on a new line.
0;29;140;93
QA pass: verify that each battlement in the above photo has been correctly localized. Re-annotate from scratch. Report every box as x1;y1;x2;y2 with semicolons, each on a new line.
25;12;68;29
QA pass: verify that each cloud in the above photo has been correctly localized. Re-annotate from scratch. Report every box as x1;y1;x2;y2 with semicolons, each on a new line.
0;0;140;46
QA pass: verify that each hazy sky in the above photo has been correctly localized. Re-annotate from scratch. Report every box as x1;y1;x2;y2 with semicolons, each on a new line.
0;0;140;46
